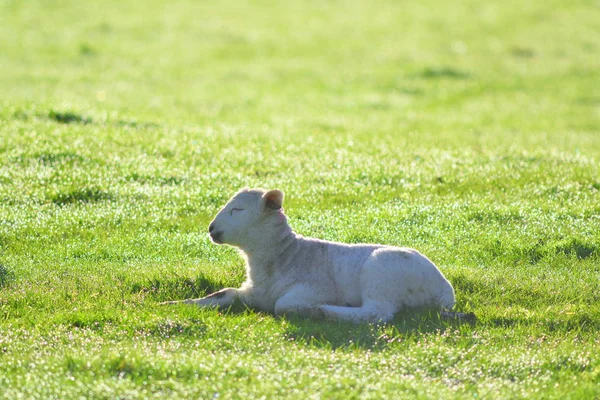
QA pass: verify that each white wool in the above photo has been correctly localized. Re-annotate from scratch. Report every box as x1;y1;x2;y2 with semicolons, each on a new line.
166;188;455;323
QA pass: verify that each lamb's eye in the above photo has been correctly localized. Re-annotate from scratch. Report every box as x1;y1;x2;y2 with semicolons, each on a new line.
230;208;244;215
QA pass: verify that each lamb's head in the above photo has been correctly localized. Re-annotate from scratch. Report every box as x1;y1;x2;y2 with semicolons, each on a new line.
208;188;288;249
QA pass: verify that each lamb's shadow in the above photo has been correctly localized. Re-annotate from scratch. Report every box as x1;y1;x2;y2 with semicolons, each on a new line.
282;309;474;350
486;314;599;333
134;273;227;302
147;275;478;346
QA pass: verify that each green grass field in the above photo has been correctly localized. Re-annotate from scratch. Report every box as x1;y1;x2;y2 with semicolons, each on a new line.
1;0;599;398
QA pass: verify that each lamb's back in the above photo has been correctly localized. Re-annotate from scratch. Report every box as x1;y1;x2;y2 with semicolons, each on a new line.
289;236;385;306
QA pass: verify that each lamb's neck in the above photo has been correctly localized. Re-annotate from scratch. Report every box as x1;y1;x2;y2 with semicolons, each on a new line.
244;228;297;265
243;229;300;283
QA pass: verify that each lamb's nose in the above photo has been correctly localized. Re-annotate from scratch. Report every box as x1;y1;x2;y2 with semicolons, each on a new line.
209;223;215;233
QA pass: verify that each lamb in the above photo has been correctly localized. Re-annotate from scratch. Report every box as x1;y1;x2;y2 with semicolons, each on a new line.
163;188;458;323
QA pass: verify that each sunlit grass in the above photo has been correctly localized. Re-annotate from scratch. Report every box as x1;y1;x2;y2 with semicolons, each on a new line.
1;0;599;398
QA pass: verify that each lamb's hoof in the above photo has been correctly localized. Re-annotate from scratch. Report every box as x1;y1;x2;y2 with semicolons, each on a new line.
309;306;327;320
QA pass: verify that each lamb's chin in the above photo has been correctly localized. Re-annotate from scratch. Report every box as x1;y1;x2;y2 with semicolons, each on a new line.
209;233;225;244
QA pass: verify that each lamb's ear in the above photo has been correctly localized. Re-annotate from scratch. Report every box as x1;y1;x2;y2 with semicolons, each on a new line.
262;189;284;211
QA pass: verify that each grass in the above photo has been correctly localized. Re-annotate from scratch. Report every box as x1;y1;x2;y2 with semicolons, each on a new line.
1;0;599;398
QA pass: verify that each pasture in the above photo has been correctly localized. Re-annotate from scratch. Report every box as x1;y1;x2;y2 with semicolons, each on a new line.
1;0;599;398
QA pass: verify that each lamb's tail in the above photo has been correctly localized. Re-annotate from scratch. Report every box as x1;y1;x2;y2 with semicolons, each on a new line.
439;282;456;311
438;282;476;322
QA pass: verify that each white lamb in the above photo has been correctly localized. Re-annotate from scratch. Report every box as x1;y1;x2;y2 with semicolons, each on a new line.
164;188;457;323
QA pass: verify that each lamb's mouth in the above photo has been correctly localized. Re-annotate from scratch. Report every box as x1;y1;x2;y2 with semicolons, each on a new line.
209;231;224;244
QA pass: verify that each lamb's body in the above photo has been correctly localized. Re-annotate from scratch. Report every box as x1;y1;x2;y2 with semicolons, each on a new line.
243;235;454;321
164;188;455;323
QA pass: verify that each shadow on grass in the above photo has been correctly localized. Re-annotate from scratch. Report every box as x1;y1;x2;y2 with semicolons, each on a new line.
12;108;160;130
47;110;160;129
53;311;211;341
0;264;14;289
485;313;600;333
50;188;115;205
555;238;598;260
48;110;93;125
135;273;225;302
141;318;209;339
419;67;471;80
60;311;118;331
36;151;87;165
126;172;188;186
283;308;474;350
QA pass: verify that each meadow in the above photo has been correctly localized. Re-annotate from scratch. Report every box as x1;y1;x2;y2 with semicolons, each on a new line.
1;0;599;398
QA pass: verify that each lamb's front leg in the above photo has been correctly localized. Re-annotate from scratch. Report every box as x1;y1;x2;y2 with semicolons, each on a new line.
160;288;242;308
273;284;329;319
